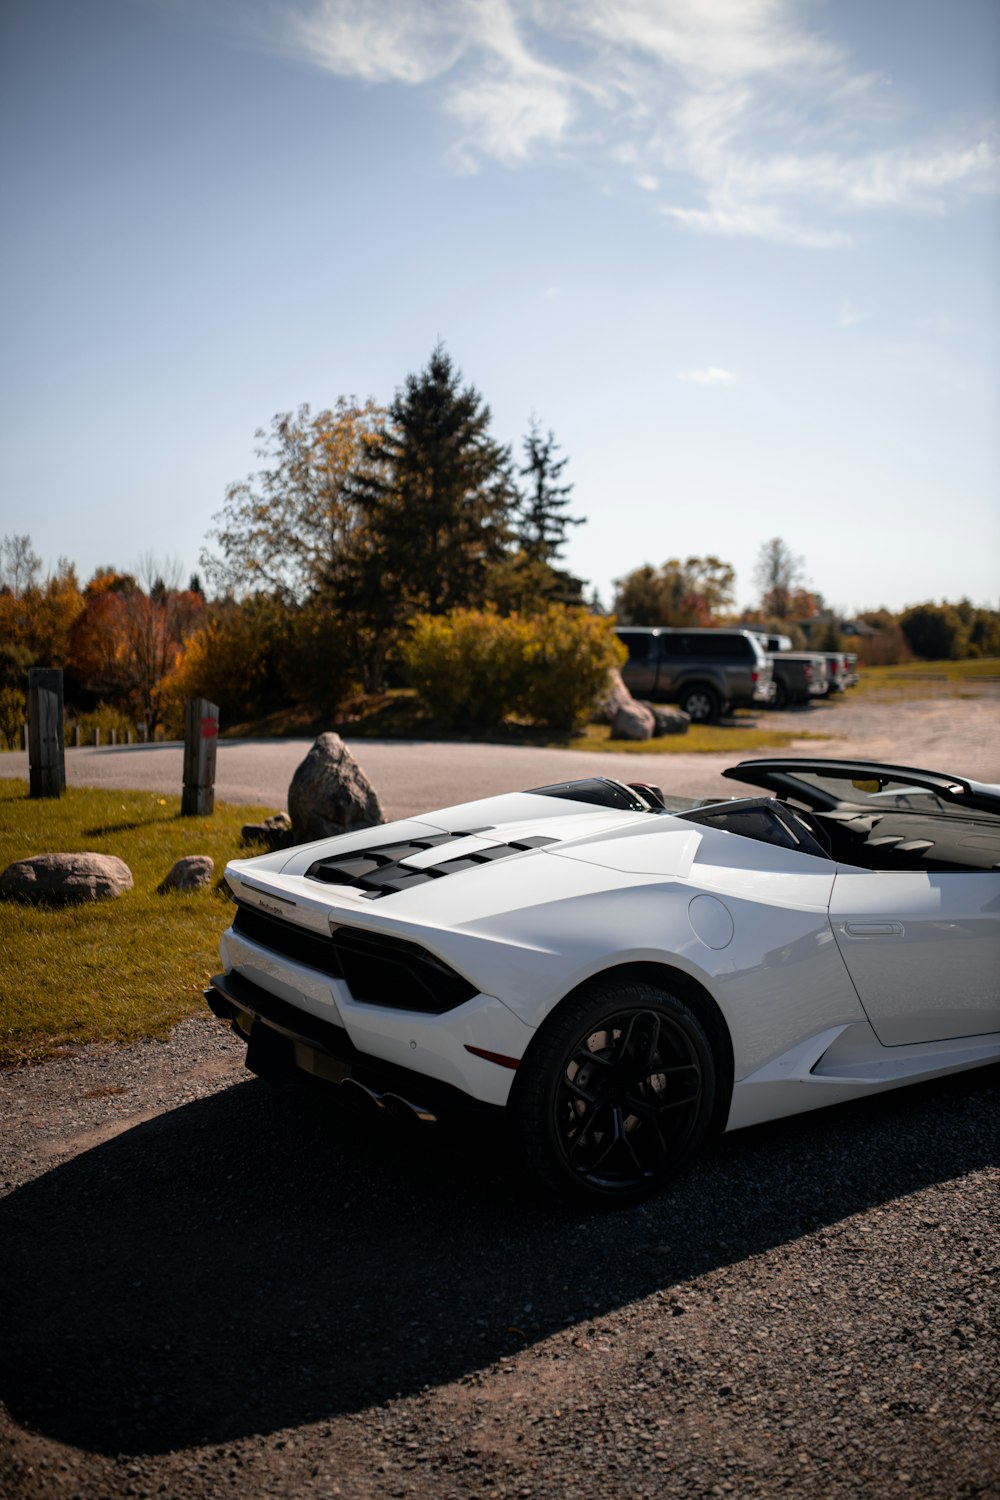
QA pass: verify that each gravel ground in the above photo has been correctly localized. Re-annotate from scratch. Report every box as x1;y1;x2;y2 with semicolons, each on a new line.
2;686;998;1498
0;1018;997;1499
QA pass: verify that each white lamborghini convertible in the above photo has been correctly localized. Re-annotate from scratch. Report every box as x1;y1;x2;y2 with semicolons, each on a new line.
207;759;1000;1202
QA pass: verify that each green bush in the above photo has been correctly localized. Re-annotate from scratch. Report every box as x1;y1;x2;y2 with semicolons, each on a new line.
402;606;626;733
402;609;523;730
160;595;360;733
900;603;970;661
515;605;627;732
0;686;26;749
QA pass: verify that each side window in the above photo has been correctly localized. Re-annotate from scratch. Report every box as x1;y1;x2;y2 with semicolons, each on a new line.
698;634;738;659
618;632;653;662
662;634;689;658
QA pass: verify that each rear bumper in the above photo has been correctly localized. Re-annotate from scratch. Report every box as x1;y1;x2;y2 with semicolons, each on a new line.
205;970;504;1127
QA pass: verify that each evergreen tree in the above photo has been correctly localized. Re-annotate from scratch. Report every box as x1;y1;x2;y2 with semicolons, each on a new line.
344;346;516;684
517;417;583;565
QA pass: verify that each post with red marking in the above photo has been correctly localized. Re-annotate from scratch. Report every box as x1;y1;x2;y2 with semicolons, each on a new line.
181;697;219;816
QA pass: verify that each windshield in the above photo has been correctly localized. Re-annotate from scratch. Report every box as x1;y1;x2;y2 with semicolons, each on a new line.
779;771;962;814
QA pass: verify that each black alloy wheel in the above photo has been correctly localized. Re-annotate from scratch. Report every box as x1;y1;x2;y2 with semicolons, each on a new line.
513;981;716;1204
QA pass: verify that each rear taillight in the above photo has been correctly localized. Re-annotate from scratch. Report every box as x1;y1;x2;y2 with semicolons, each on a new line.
804;664;812;679
751;669;759;683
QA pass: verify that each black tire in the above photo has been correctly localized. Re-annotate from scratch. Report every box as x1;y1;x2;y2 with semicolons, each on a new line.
771;678;787;711
680;684;721;723
511;980;716;1205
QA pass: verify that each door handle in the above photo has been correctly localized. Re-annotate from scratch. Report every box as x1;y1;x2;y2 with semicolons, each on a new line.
843;922;904;938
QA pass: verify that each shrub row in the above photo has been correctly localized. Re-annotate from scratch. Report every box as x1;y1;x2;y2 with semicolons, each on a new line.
401;606;625;733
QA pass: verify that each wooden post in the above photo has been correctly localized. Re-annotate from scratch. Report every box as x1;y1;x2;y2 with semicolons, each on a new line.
73;725;81;748
182;698;219;816
109;728;116;746
27;668;66;798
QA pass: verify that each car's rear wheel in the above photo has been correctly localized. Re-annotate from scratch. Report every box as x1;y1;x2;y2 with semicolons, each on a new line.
680;684;721;723
511;980;716;1204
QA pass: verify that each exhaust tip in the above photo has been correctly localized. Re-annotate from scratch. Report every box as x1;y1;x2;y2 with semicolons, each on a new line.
382;1092;439;1125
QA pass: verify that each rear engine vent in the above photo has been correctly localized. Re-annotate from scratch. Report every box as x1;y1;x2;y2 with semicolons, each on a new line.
305;830;557;898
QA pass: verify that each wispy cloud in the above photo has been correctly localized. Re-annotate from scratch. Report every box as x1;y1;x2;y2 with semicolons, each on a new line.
838;299;864;328
272;0;1000;247
676;366;737;385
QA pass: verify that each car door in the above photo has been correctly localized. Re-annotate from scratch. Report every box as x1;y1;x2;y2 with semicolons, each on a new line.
721;758;1000;1047
829;868;1000;1045
617;632;659;696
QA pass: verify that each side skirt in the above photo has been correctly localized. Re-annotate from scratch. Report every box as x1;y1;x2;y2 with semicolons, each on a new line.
725;1022;1000;1132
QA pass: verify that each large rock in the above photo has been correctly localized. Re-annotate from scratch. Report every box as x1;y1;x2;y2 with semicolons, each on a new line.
0;852;133;904
159;855;214;893
288;733;383;843
610;701;656;741
591;668;635;725
645;703;690;736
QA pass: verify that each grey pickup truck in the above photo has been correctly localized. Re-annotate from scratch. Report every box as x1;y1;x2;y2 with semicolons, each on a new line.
761;649;829;708
615;627;774;723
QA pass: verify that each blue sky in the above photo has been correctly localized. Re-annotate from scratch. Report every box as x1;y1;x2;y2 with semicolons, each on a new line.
1;0;997;614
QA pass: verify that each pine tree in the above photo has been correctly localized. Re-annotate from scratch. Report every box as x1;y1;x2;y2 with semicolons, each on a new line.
343;346;516;684
517;417;583;565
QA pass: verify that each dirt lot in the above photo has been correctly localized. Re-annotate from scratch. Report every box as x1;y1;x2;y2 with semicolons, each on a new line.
1;684;998;1499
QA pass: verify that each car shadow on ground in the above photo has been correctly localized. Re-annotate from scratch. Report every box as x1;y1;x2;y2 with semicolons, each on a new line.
1;1062;996;1456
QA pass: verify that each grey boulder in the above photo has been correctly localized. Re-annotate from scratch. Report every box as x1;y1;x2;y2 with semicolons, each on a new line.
591;668;635;725
159;855;215;893
288;733;384;843
0;852;133;904
610;701;656;741
646;703;690;736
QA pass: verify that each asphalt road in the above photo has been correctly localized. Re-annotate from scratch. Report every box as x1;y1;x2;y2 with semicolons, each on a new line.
2;691;998;817
1;736;747;817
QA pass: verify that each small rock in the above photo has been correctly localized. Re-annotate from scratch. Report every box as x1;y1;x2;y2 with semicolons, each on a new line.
159;856;214;893
0;852;133;903
240;812;294;850
288;733;383;843
645;703;691;736
610;701;656;741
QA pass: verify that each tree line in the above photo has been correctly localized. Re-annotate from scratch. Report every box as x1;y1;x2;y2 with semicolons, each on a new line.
2;347;998;745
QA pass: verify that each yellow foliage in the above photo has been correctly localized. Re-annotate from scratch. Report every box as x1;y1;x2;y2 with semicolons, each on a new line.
402;606;625;732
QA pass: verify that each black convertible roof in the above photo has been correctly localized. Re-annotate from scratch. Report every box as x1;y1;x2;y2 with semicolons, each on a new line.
723;759;1000;814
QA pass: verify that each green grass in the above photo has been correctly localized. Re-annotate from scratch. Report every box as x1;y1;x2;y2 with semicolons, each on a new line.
0;781;273;1066
568;721;830;754
855;658;1000;695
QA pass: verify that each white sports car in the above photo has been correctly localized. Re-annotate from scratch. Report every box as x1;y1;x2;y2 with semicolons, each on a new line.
207;759;1000;1203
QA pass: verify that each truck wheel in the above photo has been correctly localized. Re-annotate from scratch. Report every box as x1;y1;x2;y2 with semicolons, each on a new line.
680;685;721;723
